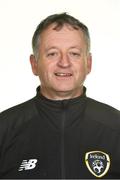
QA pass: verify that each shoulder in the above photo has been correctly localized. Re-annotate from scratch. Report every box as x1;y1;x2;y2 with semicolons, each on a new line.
0;97;39;155
0;97;38;129
85;97;120;130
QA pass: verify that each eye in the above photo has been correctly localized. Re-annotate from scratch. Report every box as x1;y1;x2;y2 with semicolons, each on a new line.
47;53;55;57
69;52;81;57
47;52;58;57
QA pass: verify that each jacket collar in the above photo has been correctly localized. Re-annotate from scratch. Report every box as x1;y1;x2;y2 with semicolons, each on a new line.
34;86;87;128
35;86;87;108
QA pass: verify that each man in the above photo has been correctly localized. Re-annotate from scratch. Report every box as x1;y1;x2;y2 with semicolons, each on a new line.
0;12;120;179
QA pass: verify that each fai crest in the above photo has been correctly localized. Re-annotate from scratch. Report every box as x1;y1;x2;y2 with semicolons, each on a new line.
85;151;110;178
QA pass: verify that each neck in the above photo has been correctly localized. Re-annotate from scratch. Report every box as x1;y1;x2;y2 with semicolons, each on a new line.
40;86;84;100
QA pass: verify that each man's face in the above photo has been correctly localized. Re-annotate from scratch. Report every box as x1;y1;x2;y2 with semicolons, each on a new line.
30;24;92;99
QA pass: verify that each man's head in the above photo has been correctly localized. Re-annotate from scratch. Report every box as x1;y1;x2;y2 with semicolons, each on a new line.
30;13;92;100
32;12;91;60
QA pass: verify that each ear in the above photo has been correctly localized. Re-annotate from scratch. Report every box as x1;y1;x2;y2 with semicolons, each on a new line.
30;54;38;76
86;53;92;74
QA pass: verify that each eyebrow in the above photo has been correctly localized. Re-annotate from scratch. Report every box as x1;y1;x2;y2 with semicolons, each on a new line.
69;46;82;50
45;46;58;52
45;46;82;52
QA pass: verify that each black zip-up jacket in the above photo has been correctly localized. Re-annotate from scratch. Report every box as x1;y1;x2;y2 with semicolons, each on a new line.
0;87;120;179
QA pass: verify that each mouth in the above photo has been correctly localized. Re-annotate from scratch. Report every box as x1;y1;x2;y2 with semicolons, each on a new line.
54;72;72;77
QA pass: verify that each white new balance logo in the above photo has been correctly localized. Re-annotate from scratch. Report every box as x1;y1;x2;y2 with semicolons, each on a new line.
18;159;38;171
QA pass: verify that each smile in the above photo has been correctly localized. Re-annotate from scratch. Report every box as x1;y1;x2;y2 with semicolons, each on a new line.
54;73;72;77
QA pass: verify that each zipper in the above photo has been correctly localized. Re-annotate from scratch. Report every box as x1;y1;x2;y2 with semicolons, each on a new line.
61;101;66;179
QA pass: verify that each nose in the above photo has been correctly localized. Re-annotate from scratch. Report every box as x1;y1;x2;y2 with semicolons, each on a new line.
57;53;71;68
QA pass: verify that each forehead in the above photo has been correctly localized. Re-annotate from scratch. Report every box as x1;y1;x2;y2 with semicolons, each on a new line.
40;23;86;47
41;23;84;36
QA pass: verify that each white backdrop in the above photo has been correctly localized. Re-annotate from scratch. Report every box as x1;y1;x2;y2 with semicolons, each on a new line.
0;0;120;112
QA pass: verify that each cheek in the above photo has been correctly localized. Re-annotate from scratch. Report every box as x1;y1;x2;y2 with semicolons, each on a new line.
37;62;54;79
74;62;86;74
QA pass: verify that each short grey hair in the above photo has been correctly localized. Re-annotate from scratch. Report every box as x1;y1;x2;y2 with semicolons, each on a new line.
32;12;91;60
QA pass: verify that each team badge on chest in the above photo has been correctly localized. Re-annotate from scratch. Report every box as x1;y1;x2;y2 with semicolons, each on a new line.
85;151;110;178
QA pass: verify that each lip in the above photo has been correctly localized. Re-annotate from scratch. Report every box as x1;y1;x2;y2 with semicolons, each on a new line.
54;72;73;81
54;72;73;77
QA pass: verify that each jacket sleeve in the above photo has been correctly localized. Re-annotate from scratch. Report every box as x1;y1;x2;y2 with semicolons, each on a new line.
0;112;9;159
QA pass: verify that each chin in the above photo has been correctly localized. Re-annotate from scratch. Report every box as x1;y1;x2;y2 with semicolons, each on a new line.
54;86;75;93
